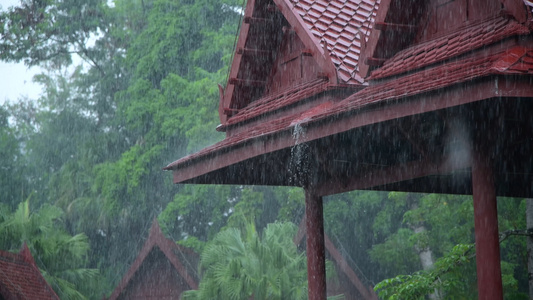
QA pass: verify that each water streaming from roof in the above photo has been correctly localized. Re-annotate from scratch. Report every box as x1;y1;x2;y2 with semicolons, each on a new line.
288;123;310;186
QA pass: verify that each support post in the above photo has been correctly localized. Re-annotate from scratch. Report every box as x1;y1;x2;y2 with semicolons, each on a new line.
305;189;327;300
471;150;503;300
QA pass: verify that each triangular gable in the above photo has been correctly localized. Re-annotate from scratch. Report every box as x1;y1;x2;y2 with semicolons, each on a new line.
108;219;198;300
0;244;60;300
219;0;378;124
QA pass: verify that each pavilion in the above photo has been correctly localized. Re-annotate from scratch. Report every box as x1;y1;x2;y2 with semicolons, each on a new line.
165;0;533;299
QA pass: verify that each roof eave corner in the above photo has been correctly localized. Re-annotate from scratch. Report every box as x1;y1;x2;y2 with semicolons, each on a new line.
273;0;338;84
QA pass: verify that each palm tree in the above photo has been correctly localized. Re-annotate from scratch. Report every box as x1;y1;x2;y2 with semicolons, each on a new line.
183;221;344;300
182;221;309;300
0;198;98;300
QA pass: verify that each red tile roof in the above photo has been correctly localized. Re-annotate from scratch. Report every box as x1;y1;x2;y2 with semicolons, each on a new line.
0;244;59;300
165;47;533;171
291;0;379;83
222;77;361;129
224;78;329;128
369;17;531;80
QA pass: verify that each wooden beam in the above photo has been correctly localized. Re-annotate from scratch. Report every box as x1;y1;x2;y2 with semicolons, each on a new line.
315;152;472;197
302;49;313;56
374;21;416;32
396;121;427;158
364;57;387;66
324;235;377;300
228;78;266;87
236;47;272;56
223;108;240;115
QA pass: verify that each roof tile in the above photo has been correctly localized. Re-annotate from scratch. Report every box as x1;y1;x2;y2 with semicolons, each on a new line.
370;18;530;79
290;0;379;83
223;78;330;128
0;247;59;300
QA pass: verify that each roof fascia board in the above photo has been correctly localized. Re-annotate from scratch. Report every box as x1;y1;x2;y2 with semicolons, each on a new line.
157;236;198;290
108;228;158;300
20;244;61;299
358;0;391;78
272;0;338;83
219;0;257;124
172;76;532;184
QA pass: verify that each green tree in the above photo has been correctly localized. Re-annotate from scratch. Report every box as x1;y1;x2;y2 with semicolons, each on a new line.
0;105;26;208
2;0;242;294
0;198;100;299
182;221;309;300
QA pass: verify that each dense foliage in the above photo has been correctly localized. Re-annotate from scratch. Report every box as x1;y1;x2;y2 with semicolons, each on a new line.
182;221;309;300
0;0;529;299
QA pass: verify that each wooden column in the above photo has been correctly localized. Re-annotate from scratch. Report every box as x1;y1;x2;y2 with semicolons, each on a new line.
305;189;327;300
471;150;503;300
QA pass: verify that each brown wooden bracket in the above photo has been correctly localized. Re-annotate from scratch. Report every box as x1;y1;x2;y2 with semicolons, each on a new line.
229;78;266;86
302;49;313;56
223;108;240;115
317;72;329;80
364;57;387;66
236;48;272;56
374;21;416;32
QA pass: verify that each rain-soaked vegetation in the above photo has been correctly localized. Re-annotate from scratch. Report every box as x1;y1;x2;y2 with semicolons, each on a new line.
0;0;529;299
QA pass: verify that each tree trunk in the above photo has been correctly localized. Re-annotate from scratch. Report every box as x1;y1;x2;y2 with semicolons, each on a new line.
409;195;440;300
527;198;533;298
412;225;440;300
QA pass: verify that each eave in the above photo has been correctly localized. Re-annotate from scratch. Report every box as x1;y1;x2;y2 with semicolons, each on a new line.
165;47;533;198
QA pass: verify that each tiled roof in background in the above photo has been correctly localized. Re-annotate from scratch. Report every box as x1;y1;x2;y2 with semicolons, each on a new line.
370;17;531;80
108;219;199;300
0;246;59;300
165;47;533;171
291;0;379;83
